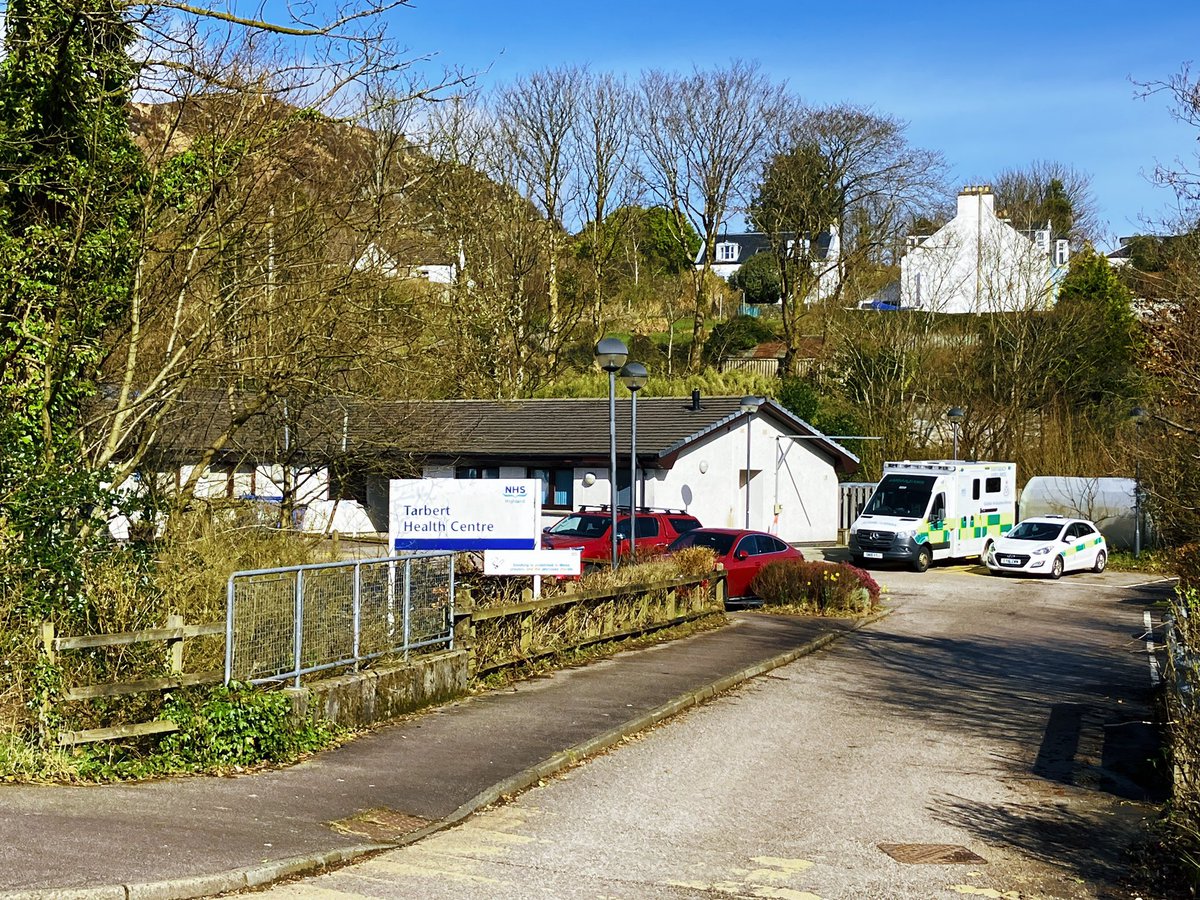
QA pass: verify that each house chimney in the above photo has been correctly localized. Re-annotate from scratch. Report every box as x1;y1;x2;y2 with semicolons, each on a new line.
956;184;995;220
691;389;701;411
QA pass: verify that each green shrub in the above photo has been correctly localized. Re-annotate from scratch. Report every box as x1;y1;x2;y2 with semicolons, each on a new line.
153;684;338;770
752;560;880;614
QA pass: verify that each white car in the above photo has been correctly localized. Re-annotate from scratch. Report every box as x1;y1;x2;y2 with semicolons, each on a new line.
986;515;1108;579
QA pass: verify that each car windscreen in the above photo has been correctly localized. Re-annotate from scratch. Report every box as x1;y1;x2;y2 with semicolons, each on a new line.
862;474;936;519
1007;521;1064;541
547;515;609;538
669;531;735;555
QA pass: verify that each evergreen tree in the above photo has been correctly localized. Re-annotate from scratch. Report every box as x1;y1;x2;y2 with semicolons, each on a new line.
1051;246;1141;406
0;0;148;617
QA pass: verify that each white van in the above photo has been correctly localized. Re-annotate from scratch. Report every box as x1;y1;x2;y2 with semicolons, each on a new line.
848;461;1017;572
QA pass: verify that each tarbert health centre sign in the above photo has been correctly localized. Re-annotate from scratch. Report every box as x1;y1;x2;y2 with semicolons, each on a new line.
388;478;541;552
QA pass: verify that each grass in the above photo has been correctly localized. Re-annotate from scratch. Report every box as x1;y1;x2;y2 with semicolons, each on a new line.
1106;548;1176;577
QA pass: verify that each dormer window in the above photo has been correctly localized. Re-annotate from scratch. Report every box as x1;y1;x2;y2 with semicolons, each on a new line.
716;242;739;263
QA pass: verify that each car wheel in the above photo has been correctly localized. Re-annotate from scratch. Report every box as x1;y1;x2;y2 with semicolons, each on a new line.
981;541;993;564
989;567;1005;576
912;546;932;573
1093;550;1107;573
1050;555;1064;580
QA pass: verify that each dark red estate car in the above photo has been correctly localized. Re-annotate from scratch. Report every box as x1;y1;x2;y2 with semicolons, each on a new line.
667;527;804;603
542;507;702;563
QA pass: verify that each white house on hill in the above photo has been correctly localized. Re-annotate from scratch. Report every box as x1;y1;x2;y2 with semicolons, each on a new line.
899;186;1070;313
697;228;842;304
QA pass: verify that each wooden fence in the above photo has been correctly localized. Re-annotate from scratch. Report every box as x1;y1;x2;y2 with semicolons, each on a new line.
455;573;725;675
42;615;223;746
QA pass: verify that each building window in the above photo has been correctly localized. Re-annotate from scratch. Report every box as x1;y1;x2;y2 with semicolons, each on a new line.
456;466;499;479
985;477;1002;494
716;242;738;263
531;467;573;509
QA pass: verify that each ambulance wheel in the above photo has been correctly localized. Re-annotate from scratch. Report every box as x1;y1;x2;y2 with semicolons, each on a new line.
1050;555;1064;580
912;546;932;573
1093;550;1107;573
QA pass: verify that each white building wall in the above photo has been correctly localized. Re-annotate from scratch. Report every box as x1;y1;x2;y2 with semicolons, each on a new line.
640;416;841;543
900;190;1054;313
411;416;844;544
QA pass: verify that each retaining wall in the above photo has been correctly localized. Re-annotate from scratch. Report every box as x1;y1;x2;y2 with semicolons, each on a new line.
286;650;468;728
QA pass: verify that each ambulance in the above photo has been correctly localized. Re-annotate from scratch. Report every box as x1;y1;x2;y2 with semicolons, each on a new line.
848;461;1017;572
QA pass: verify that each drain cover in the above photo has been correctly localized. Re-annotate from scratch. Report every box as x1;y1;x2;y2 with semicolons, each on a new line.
878;843;987;864
330;807;433;842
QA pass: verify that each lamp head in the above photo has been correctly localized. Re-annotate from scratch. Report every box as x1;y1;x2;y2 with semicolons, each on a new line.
740;395;764;414
947;406;965;421
619;361;648;392
594;337;629;372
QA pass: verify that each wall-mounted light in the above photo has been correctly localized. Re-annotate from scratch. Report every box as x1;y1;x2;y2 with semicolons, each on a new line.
698;460;708;474
582;472;596;487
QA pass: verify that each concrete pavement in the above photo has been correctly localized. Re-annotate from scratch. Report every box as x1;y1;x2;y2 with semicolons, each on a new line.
0;604;882;900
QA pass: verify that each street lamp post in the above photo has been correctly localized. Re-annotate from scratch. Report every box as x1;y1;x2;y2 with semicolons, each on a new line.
1130;406;1147;558
740;396;763;528
619;362;648;559
947;406;965;461
595;337;629;569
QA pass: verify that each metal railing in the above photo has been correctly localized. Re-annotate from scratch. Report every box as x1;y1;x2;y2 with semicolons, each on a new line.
225;553;455;686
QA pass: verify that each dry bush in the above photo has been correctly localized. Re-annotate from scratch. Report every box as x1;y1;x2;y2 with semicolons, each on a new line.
1165;587;1200;885
752;560;879;614
154;503;335;623
670;546;718;578
1170;543;1200;591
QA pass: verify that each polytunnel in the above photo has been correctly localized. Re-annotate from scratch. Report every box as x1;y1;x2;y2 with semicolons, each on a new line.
1018;476;1144;551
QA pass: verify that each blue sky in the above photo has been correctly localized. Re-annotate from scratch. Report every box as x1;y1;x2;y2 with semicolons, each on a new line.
394;0;1199;248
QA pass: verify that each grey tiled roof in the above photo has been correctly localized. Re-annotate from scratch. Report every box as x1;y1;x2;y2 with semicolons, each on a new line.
698;231;835;265
119;394;859;473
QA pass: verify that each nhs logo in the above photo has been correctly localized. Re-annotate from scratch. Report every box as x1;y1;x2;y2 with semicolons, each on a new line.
504;485;527;496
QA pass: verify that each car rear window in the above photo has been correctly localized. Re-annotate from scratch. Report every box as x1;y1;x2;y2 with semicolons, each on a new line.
669;516;701;534
671;531;734;555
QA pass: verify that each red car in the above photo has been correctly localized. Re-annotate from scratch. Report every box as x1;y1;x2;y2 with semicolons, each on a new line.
542;507;702;563
667;528;804;604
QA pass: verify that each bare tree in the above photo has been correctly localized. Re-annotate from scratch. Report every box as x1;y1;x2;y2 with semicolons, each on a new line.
638;61;787;372
84;9;464;516
493;66;585;368
751;104;946;372
572;71;641;341
990;160;1099;244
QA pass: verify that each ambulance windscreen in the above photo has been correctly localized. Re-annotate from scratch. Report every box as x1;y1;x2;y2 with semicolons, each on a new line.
862;474;936;519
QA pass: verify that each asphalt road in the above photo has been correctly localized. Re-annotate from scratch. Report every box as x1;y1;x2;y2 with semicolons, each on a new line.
254;564;1171;900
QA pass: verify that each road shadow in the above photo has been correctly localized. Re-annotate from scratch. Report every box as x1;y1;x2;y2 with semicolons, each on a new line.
845;619;1165;803
930;792;1149;896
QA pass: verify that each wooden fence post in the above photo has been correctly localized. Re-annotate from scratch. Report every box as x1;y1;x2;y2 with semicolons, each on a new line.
453;588;476;675
39;622;56;746
166;614;184;674
40;622;56;665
